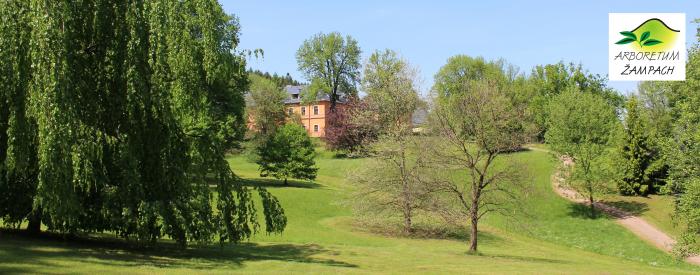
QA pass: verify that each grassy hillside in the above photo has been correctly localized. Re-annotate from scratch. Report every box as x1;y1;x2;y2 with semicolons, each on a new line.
492;152;683;265
0;145;696;274
603;194;683;238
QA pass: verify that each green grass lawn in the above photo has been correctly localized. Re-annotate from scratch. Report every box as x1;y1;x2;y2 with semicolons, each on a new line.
528;143;685;239
0;145;697;274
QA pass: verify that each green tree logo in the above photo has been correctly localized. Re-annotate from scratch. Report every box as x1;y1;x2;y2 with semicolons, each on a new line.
614;18;679;51
616;31;662;47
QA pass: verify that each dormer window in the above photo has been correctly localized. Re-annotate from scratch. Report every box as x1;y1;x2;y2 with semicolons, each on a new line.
292;94;299;99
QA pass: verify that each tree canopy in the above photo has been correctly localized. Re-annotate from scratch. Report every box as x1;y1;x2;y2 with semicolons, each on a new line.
246;74;288;138
662;28;700;255
527;62;623;141
546;89;619;216
429;55;530;252
350;49;424;234
296;32;361;111
0;0;285;246
256;123;318;185
361;49;420;138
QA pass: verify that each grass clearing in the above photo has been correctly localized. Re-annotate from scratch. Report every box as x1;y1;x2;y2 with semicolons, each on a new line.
0;144;697;273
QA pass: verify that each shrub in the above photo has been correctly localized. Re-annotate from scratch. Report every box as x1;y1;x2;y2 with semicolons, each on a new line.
256;124;318;184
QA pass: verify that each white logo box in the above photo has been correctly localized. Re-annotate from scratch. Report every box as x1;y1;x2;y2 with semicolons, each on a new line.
608;13;686;81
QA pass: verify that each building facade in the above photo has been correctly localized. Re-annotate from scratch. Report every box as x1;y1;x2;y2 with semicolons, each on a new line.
283;85;336;138
249;85;424;138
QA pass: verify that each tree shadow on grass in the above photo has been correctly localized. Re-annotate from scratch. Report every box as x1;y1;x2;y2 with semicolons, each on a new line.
411;227;504;245
479;253;570;264
354;219;504;244
600;200;649;216
331;152;350;159
499;146;532;155
567;203;610;220
567;199;650;220
413;226;504;244
239;177;322;189
330;152;368;159
0;230;356;273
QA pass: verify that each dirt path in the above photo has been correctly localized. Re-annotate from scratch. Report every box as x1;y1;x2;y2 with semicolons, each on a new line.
532;147;700;265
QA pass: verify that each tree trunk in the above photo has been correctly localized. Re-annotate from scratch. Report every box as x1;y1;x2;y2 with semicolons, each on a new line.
400;143;412;234
284;178;288;185
469;212;478;252
589;192;596;218
403;205;412;234
587;180;596;218
27;208;42;234
329;96;337;113
469;189;480;253
329;85;338;112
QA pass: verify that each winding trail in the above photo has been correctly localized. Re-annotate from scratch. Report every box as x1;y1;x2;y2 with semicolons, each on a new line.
528;146;700;265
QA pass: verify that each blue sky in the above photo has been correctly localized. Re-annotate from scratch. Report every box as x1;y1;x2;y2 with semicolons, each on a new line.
221;1;700;95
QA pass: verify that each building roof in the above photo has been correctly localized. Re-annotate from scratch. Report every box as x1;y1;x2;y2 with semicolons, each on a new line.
283;85;333;104
411;108;428;126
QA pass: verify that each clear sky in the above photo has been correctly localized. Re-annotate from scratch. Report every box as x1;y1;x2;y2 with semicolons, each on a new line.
221;0;700;95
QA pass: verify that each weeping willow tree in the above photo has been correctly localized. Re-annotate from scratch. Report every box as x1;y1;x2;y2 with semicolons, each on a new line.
0;0;285;247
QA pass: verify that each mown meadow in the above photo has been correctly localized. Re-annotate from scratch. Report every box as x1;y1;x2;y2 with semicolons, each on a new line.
0;145;696;274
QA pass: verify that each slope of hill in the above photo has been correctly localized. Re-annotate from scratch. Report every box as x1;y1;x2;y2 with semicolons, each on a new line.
0;146;696;274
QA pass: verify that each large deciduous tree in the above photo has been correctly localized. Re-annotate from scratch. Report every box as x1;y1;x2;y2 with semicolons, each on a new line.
664;26;700;256
527;62;623;141
360;50;419;138
350;49;425;234
246;74;288;138
546;89;619;217
0;0;285;246
324;99;377;154
429;55;530;252
296;32;361;112
637;81;674;139
0;0;37;232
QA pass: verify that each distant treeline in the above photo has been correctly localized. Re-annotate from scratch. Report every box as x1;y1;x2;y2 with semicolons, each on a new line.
248;69;304;88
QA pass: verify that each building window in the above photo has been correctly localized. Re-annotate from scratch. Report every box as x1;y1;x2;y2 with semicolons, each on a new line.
313;125;319;132
292;94;299;99
313;105;319;115
288;108;293;115
301;106;306;115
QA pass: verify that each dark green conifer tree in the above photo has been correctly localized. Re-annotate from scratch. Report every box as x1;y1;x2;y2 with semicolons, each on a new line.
615;96;666;196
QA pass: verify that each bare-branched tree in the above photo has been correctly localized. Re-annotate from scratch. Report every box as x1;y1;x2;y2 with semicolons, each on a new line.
348;49;428;234
351;137;435;234
428;79;531;252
